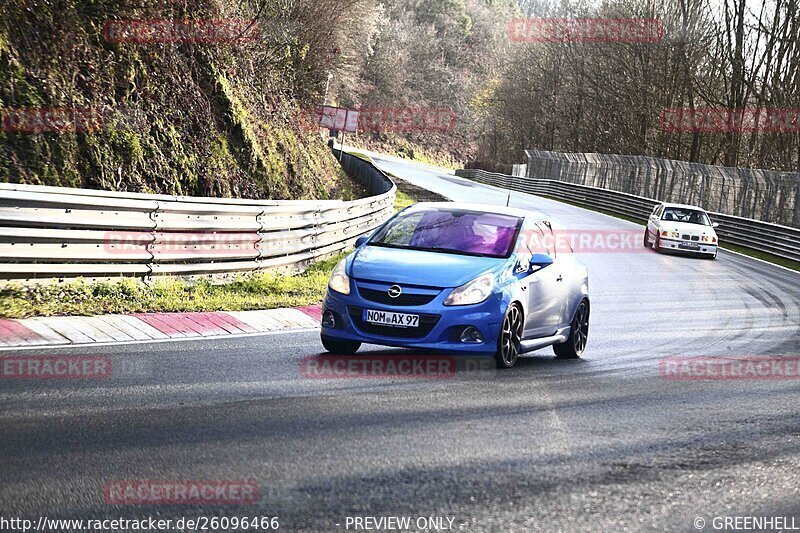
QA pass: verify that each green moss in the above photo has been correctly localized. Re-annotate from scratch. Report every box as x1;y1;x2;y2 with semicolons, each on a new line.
0;1;362;201
349;134;461;170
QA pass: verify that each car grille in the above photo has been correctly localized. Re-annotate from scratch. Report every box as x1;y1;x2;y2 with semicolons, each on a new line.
355;280;441;307
348;307;440;339
682;234;700;241
358;288;437;306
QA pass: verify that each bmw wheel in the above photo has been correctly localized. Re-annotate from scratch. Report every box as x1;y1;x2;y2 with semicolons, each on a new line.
653;233;662;253
321;335;361;354
495;304;523;369
554;300;589;359
643;228;651;248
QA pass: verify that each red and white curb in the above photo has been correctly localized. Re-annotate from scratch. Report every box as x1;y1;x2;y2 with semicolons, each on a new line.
0;305;322;348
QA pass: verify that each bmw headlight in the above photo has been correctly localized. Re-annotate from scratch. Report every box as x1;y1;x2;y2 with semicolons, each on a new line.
328;258;351;295
444;273;495;306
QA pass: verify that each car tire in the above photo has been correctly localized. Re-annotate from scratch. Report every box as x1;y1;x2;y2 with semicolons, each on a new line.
495;304;523;369
643;228;651;248
553;299;589;359
653;233;662;253
320;335;361;354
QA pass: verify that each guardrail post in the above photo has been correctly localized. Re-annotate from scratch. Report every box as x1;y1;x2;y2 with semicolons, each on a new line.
699;173;705;209
794;181;800;227
145;202;160;282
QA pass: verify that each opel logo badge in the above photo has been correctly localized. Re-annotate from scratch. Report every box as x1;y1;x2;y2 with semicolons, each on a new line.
387;285;402;298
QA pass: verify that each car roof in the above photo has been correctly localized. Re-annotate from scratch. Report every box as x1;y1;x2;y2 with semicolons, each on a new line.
407;202;548;221
659;202;708;211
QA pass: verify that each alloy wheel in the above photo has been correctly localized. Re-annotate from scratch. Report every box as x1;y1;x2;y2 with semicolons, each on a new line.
572;301;589;354
499;305;523;367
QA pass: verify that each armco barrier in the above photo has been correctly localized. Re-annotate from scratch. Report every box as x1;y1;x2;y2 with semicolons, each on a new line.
455;168;800;263
524;150;800;227
0;152;395;283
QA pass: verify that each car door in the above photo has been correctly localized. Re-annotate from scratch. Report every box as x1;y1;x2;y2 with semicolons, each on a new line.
647;204;663;239
521;220;564;339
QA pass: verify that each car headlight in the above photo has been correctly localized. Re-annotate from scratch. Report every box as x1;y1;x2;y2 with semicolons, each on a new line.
444;273;495;306
661;230;679;238
328;258;350;295
701;235;717;243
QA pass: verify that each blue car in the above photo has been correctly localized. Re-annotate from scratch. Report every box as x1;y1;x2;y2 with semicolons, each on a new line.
320;203;590;368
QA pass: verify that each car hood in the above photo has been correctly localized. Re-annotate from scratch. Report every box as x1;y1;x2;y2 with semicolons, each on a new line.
660;221;717;236
349;245;506;288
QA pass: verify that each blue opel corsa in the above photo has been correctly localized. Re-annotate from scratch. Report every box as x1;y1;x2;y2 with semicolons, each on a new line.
320;203;590;368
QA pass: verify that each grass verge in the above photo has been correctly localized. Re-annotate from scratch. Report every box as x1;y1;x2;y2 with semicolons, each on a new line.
0;256;345;319
345;135;462;170
0;170;430;319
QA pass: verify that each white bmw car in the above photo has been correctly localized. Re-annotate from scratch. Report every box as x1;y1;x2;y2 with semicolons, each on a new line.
643;203;720;259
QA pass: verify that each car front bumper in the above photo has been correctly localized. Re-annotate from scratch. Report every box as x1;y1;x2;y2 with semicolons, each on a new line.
659;237;718;255
321;286;504;354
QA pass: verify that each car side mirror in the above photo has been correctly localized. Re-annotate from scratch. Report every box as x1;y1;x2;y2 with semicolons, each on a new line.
529;253;554;271
355;236;369;247
712;222;720;228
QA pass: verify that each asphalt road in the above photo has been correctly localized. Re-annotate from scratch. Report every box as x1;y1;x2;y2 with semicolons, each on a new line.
1;154;799;532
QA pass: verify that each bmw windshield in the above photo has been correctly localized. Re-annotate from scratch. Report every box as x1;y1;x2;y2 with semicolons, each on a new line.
369;208;522;258
661;208;712;226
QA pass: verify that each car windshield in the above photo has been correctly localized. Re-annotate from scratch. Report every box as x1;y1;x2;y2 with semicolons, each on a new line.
661;207;711;226
369;208;522;258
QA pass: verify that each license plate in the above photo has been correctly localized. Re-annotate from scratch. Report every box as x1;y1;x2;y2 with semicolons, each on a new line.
362;309;420;328
679;241;700;250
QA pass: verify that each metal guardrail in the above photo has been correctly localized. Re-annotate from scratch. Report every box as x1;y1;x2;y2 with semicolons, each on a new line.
0;152;395;284
455;168;800;263
524;150;800;227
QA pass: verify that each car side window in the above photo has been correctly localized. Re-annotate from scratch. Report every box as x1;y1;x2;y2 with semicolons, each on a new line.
534;220;555;258
510;219;532;272
516;219;538;256
517;219;561;264
550;220;573;254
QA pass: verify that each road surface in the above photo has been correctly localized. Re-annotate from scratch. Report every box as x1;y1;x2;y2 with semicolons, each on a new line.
1;153;799;532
